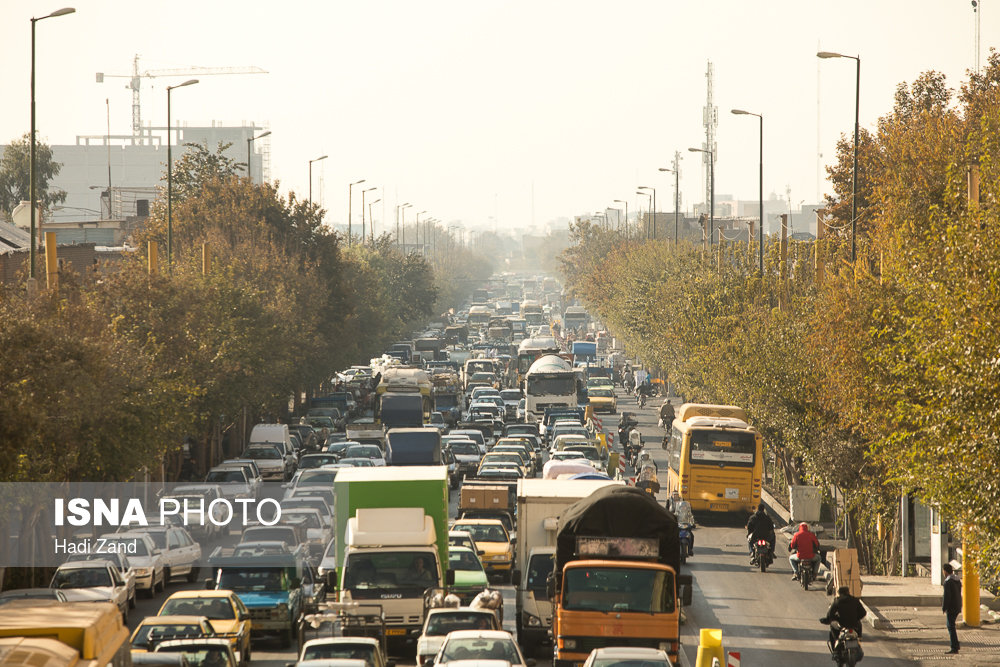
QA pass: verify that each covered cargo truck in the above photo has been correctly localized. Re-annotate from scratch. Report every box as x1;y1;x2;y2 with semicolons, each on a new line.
551;485;682;667
512;478;621;655
334;467;450;649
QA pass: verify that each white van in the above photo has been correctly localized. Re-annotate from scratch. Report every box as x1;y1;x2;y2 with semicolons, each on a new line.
249;423;296;466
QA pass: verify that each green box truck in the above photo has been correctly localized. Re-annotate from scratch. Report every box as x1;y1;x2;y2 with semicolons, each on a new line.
334;466;450;648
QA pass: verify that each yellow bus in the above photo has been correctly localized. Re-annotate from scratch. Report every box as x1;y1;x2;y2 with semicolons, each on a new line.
0;600;132;667
663;403;763;514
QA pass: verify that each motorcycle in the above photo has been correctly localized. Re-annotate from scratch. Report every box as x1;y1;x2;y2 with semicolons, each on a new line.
678;523;694;563
750;538;773;572
637;391;647;408
798;557;817;590
820;619;864;666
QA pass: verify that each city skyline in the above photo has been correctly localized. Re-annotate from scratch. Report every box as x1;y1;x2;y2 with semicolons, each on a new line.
1;0;994;231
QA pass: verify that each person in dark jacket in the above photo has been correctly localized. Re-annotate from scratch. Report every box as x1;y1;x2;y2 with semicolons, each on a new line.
745;502;775;558
822;586;867;650
942;563;962;654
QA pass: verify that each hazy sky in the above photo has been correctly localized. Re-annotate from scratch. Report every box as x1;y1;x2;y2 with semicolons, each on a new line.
1;1;994;232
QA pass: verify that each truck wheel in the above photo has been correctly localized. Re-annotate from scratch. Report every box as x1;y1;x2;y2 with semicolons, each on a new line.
281;627;293;649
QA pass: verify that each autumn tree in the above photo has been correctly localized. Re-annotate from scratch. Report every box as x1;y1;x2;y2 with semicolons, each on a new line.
0;133;67;221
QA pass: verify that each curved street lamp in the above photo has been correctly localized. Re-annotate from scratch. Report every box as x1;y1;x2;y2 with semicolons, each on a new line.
731;109;764;273
166;78;199;270
817;50;861;263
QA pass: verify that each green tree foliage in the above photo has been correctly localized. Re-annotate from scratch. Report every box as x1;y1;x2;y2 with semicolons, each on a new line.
562;53;1000;579
0;133;67;221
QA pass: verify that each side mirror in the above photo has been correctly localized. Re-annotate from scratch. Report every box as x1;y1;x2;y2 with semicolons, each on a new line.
204;578;214;590
290;577;302;589
446;570;456;586
511;570;521;586
477;550;485;556
546;576;555;600
526;660;537;667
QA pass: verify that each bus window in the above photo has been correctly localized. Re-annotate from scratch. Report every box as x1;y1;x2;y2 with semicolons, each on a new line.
688;430;756;467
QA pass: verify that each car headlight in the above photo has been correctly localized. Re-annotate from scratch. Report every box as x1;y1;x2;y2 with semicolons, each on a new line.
525;614;541;627
563;639;577;650
135;568;150;575
658;642;671;651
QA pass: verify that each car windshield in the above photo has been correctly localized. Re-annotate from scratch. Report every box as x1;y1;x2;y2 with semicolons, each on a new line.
218;567;290;592
592;660;670;667
563;567;675;614
344;445;381;459
154;646;231;667
566;446;601;461
439;637;522;665
302;644;375;663
526;553;553;599
52;567;111;588
206;470;246;483
244;447;280;460
448;550;482;571
105;538;149;556
132;624;206;649
425;612;495;635
342;551;440;593
297;470;339;485
299;455;340;469
450;441;479;455
500;391;521;401
456;524;507;543
589;388;613;398
160;597;235;619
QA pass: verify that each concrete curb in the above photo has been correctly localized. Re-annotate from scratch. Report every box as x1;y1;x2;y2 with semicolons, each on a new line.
761;487;791;525
860;600;893;630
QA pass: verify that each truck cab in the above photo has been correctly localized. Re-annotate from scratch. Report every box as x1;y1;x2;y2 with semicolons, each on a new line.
341;507;444;649
207;544;320;648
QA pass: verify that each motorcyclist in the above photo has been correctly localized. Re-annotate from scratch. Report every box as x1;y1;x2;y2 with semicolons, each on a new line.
667;491;695;553
658;400;675;428
745;502;776;559
788;522;821;581
821;586;867;651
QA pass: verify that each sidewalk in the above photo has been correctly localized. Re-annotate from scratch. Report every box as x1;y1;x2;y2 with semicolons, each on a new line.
762;491;1000;665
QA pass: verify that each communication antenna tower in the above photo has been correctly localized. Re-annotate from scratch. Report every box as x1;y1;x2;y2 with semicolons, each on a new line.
702;61;718;214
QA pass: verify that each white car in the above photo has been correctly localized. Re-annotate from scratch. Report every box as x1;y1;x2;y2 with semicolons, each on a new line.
433;630;529;667
281;507;332;559
298;637;392;667
582;647;672;667
142;525;202;583
99;531;165;597
204;466;256;502
50;559;130;621
66;550;136;609
283;465;350;498
416;609;500;666
342;444;387;466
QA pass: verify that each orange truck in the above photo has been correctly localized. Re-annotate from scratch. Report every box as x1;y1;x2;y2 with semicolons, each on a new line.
551;485;686;667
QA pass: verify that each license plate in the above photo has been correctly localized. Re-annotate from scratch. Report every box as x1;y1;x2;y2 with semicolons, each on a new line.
387;629;406;636
710;503;727;510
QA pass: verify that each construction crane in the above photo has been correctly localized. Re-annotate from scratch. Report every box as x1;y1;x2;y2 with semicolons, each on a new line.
96;54;268;142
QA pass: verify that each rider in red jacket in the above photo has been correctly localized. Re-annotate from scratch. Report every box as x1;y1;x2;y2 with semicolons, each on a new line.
788;522;821;581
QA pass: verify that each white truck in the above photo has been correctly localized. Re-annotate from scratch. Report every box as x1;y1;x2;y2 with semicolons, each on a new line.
511;478;621;655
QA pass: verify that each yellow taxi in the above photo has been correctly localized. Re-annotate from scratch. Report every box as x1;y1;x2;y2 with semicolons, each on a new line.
452;519;514;583
586;386;617;413
157;590;252;666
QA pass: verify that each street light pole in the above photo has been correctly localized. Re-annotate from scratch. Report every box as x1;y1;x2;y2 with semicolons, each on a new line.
166;78;199;271
308;155;328;206
638;186;656;239
360;187;376;243
636;191;651;240
29;7;76;280
818;51;861;263
658;153;682;245
400;203;412;251
246;130;270;184
732;109;764;273
348;179;365;246
368;198;380;243
688;147;715;245
613;199;628;237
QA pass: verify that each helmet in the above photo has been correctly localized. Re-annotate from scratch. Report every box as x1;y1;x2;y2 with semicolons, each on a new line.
799;522;809;530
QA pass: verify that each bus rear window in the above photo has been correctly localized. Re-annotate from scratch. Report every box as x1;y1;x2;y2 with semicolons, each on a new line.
688;430;756;467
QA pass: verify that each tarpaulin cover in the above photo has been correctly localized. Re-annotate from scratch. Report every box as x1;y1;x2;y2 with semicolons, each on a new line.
555;484;679;577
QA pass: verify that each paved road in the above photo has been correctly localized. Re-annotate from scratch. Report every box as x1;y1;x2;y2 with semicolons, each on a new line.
612;384;912;665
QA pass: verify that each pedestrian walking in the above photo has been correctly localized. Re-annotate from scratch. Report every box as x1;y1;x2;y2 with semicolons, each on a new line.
942;563;962;654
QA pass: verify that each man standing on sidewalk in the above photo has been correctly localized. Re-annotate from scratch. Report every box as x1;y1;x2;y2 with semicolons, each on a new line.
942;563;962;654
